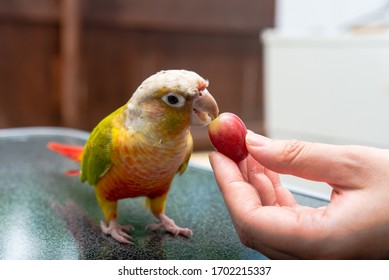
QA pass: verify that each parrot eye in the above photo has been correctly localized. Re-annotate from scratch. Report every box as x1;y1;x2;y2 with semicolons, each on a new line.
162;93;186;108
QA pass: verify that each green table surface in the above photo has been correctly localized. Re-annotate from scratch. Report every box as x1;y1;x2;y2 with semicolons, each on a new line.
0;127;328;260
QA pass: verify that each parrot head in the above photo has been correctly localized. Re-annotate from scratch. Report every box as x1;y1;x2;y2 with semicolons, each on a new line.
126;70;219;135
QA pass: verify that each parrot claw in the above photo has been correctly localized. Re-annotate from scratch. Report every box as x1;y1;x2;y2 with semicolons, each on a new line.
100;220;134;244
145;222;163;231
146;214;193;238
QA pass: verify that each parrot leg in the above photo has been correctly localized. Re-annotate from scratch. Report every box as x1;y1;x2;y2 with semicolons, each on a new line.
147;213;193;237
100;219;134;244
145;194;193;237
95;191;134;244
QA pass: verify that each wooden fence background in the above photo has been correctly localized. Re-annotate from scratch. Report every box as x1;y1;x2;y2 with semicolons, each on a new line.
0;0;274;149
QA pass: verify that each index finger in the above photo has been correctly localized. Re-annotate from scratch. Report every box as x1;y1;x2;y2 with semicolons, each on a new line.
245;132;389;189
209;152;262;220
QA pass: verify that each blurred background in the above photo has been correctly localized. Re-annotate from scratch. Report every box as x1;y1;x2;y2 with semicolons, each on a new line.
266;0;389;198
265;0;389;148
0;0;388;159
0;0;274;150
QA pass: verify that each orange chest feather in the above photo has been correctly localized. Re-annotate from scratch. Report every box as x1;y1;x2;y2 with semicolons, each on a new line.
96;130;191;201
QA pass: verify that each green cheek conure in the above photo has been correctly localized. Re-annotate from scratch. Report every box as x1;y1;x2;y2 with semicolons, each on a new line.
48;70;219;243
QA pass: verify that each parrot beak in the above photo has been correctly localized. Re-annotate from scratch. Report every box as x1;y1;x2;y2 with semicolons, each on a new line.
191;89;219;126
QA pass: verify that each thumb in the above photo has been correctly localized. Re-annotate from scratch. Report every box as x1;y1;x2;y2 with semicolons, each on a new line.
245;131;364;188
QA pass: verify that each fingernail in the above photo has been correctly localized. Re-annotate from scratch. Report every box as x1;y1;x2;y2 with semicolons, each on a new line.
246;131;270;147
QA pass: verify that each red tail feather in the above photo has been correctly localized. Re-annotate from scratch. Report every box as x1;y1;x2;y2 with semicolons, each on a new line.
47;142;84;163
65;170;82;176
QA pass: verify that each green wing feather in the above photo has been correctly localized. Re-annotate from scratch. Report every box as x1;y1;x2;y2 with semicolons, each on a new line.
177;133;193;175
81;106;125;186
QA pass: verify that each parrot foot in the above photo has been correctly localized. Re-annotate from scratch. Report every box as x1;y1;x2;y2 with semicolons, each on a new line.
100;219;134;244
146;213;193;238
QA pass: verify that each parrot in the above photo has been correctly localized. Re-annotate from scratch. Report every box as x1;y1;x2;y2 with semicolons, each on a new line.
47;69;219;244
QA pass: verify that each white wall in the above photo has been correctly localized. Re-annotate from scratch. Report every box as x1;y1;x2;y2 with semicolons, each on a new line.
265;1;389;200
276;0;388;33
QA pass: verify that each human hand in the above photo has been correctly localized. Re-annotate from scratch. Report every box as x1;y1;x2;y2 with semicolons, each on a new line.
209;131;389;259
